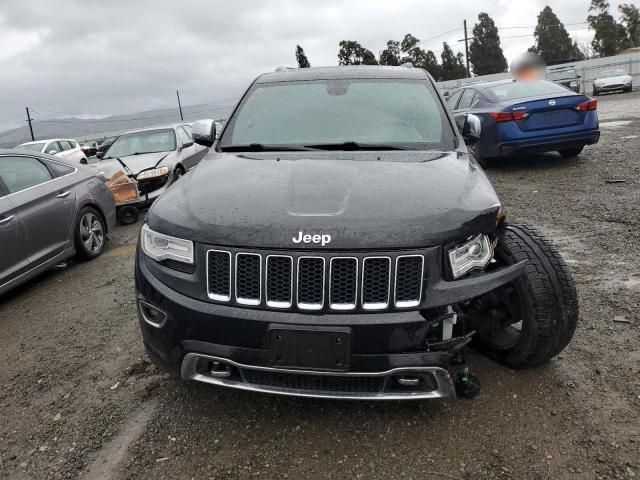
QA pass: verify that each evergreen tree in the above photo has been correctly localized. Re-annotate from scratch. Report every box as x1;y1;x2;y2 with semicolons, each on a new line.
440;42;467;80
338;40;378;65
379;40;401;66
468;13;508;75
295;45;310;68
619;3;640;46
530;6;584;63
588;0;628;56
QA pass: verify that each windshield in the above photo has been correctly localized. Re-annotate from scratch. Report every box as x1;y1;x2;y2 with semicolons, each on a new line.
547;70;576;81
104;129;176;158
486;80;570;101
17;142;46;152
219;79;456;151
598;70;627;78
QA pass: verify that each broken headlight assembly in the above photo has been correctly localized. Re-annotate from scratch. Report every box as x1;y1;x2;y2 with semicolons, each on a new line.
448;234;493;279
140;224;194;264
137;166;169;181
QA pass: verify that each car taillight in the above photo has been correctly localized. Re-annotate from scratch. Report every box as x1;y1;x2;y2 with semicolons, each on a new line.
576;99;597;111
490;111;529;122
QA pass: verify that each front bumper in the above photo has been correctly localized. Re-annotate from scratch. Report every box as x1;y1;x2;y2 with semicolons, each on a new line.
136;248;524;400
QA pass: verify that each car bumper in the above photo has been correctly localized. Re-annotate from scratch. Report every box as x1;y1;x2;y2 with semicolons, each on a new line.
135;248;525;400
596;83;632;92
497;129;600;157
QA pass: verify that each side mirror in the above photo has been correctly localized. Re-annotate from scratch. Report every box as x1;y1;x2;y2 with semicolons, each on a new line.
180;140;194;150
456;114;481;145
192;119;216;147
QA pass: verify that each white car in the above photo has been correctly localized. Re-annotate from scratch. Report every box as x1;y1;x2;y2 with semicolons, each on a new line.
15;138;88;164
592;69;633;96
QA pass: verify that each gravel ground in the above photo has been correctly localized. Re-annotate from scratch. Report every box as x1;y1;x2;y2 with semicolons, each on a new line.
1;90;639;480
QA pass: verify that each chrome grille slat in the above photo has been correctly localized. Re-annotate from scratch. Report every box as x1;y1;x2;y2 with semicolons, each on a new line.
206;250;426;311
361;256;391;310
207;250;231;301
329;257;358;310
235;253;262;305
297;256;325;310
266;255;293;308
395;255;424;308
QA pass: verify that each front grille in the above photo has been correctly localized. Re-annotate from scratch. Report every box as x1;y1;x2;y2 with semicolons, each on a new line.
206;249;425;312
241;369;385;394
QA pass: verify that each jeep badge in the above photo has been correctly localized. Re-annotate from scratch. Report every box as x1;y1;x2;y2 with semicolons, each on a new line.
292;231;332;246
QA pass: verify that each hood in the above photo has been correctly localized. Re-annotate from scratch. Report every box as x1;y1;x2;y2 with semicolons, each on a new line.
596;75;631;85
148;151;501;249
98;151;173;178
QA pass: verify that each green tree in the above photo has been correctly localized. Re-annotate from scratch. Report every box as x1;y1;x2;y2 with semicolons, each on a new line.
588;0;628;56
338;40;378;65
530;6;584;63
619;3;640;46
295;45;310;68
468;13;508;75
440;42;467;80
379;40;401;66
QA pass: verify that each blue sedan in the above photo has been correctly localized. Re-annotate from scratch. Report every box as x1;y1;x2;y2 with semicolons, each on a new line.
447;79;600;167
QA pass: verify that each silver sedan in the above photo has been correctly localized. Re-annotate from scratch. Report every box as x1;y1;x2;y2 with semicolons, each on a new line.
0;149;116;295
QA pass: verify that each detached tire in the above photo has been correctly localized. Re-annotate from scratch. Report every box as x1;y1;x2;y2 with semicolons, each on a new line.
559;146;584;157
474;223;578;368
75;206;107;260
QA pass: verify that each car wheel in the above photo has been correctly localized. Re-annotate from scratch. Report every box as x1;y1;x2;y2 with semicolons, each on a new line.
470;144;490;169
592;88;598;96
116;206;140;225
624;85;632;93
467;223;578;368
559;146;584;158
80;158;88;165
75;206;107;260
174;166;185;181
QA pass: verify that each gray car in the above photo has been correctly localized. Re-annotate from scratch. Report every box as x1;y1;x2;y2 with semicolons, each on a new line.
0;149;116;295
99;123;210;212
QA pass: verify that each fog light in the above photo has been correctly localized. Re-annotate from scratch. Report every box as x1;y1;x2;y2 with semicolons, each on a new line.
139;300;167;328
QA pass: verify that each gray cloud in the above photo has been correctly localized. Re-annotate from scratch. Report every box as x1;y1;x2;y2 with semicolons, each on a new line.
0;0;619;129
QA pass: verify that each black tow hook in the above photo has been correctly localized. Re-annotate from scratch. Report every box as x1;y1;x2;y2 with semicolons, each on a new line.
455;367;481;399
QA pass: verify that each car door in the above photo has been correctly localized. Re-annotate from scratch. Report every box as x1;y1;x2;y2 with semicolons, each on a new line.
45;141;63;156
0;155;76;265
0;176;28;289
176;126;198;170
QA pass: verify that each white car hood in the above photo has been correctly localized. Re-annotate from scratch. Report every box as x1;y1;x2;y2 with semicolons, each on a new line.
596;75;631;86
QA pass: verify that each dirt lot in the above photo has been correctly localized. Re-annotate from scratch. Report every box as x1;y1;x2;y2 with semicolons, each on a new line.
1;91;639;480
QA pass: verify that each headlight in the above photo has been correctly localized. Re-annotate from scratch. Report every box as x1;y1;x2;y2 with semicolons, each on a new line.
570;81;578;87
137;166;169;180
140;224;194;264
448;234;493;279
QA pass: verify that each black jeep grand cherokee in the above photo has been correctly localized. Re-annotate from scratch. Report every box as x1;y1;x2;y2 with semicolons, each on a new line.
136;65;577;400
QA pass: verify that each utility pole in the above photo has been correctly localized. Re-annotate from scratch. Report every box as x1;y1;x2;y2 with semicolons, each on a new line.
25;107;34;141
463;20;471;78
176;90;184;121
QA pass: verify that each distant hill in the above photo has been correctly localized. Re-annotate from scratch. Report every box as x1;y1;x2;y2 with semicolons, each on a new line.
0;102;235;148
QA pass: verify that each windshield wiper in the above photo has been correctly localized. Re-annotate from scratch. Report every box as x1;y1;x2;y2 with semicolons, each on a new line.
304;141;413;151
220;143;319;152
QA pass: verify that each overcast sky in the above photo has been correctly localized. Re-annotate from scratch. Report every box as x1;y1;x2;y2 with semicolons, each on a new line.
0;0;620;129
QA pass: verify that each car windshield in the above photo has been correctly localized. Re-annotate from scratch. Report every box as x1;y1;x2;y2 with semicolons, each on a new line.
16;142;46;152
104;129;176;158
219;79;456;151
547;70;576;80
598;70;627;78
486;80;569;101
